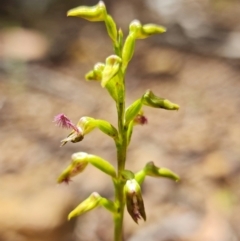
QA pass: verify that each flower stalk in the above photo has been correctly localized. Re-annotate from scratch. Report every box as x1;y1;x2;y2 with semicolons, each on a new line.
54;2;180;241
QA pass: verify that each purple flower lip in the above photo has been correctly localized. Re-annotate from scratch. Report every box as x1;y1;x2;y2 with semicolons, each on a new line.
134;114;148;125
53;113;80;133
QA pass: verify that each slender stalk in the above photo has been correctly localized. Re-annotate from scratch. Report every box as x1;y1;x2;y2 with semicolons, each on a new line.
114;181;125;241
114;64;127;240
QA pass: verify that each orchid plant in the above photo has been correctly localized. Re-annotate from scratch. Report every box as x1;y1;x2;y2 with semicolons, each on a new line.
54;2;180;241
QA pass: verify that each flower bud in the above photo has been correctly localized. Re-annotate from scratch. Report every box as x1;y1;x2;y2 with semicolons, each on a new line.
85;62;105;81
105;14;118;42
67;1;107;22
77;117;96;135
129;20;142;36
68;192;101;220
145;161;180;182
125;99;142;126
126;121;134;146
118;28;123;50
122;33;135;72
142;90;179;110
101;55;122;87
136;24;166;39
124;179;146;223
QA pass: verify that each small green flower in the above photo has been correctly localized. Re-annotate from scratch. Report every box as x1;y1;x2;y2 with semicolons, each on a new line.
53;114;84;146
57;153;89;184
101;55;122;87
143;90;179;110
68;192;102;220
67;1;107;22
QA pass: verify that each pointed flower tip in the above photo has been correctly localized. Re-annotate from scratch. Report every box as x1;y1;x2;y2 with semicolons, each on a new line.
66;10;71;17
58;177;72;185
174;104;180;110
159;26;167;33
68;213;73;221
67;9;78;17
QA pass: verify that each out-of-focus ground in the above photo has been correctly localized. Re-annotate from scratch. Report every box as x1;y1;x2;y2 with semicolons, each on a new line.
0;0;240;241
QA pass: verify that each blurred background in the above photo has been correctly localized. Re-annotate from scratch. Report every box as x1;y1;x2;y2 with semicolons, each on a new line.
0;0;240;240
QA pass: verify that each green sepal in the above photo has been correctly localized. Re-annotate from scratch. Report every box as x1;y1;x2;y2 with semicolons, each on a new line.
101;55;122;87
120;170;135;181
85;62;105;81
125;99;142;126
124;179;146;223
57;152;88;183
76;116;118;141
142;90;179;110
121;33;135;72
105;75;119;102
126;120;134;146
105;14;118;43
136;24;166;39
118;28;123;52
105;73;124;104
72;152;117;178
67;1;107;22
144;161;180;182
68;192;102;220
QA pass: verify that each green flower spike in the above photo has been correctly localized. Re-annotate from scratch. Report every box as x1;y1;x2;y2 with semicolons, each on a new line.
124;179;146;224
67;1;107;22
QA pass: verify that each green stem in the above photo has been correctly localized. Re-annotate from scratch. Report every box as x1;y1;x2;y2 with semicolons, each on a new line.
114;181;125;241
114;68;127;241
